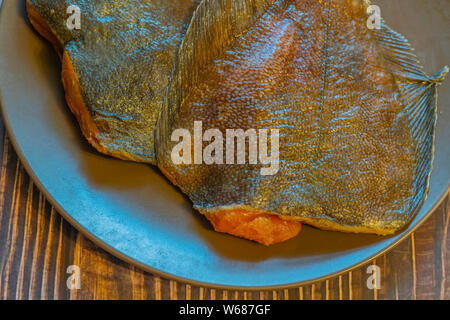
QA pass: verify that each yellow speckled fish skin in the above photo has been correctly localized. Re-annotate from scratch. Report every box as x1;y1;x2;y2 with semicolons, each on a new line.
27;0;200;163
156;0;448;235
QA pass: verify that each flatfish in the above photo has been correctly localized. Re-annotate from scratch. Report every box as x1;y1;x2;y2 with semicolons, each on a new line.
27;0;200;163
156;0;448;245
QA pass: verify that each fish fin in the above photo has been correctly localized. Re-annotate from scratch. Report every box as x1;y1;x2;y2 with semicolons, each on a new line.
395;67;448;211
373;19;448;211
373;20;443;81
156;0;275;152
174;0;274;101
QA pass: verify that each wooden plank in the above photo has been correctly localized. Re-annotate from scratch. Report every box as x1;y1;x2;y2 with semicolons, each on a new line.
413;196;449;299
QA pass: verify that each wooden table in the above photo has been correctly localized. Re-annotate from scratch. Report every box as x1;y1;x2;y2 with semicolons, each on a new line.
0;116;448;300
0;0;449;300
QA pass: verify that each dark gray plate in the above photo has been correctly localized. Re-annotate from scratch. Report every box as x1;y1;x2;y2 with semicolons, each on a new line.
0;0;448;289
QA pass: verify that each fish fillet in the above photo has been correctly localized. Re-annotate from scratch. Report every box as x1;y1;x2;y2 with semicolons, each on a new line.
156;0;448;244
27;0;200;163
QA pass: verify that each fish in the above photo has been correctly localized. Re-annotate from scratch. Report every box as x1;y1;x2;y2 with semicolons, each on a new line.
27;0;200;163
155;0;448;245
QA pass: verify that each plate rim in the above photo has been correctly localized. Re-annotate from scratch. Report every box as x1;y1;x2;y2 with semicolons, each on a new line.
1;110;448;290
0;0;449;291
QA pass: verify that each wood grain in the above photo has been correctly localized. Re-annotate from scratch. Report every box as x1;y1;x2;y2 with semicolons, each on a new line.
0;116;448;300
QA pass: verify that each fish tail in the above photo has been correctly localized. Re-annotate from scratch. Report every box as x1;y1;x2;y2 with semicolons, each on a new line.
372;17;448;221
429;66;449;84
394;65;447;222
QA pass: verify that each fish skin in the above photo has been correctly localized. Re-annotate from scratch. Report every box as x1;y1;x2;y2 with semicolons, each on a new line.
27;0;200;163
156;0;448;238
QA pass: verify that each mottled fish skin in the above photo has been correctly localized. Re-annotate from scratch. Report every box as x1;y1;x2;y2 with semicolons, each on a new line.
27;0;200;163
156;0;448;235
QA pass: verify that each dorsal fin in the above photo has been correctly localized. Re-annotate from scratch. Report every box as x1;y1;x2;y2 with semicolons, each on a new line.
373;19;447;82
157;0;275;153
177;0;274;100
363;0;448;81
